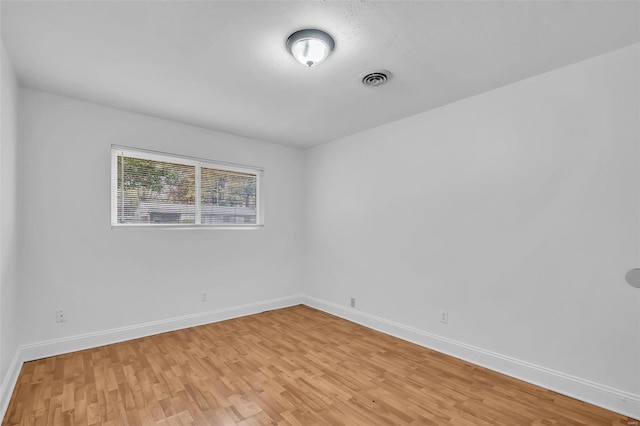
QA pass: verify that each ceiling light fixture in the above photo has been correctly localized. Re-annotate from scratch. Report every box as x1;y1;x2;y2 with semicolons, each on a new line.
286;29;335;67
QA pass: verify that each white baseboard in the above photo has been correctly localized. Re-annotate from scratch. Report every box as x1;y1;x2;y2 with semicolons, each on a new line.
20;294;304;362
303;295;640;419
0;350;23;423
0;294;303;422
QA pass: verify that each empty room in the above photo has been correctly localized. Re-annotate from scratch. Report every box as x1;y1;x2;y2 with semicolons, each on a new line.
1;1;639;425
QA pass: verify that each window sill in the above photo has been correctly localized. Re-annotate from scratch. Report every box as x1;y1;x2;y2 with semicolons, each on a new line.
111;224;264;231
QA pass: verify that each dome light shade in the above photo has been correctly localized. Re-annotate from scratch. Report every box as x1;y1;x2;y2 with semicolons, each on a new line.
286;29;335;67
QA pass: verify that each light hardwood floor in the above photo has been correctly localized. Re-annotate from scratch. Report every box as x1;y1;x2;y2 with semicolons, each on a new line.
2;305;636;425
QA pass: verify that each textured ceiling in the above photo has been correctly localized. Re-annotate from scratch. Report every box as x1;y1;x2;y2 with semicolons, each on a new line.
2;1;639;148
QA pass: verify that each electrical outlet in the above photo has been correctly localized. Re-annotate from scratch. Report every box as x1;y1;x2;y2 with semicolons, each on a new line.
350;297;356;308
440;310;448;324
56;309;66;323
201;292;208;302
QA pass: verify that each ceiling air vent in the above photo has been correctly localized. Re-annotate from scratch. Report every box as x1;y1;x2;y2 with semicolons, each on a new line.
361;71;390;87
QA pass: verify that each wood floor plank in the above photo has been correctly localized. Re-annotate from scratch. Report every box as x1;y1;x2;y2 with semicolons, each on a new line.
2;305;636;425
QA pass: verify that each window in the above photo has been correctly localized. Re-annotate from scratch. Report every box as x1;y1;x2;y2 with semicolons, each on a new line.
111;146;263;228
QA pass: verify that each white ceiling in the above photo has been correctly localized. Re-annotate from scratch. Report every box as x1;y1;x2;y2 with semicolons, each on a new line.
2;1;639;149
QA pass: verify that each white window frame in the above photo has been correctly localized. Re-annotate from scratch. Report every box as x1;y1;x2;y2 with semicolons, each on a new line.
111;145;264;229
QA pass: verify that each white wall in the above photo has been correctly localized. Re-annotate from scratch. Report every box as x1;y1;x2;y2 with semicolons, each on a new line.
0;41;19;392
305;45;640;398
17;89;305;345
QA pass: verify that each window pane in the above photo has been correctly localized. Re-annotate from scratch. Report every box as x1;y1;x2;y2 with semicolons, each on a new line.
116;156;196;224
201;167;257;224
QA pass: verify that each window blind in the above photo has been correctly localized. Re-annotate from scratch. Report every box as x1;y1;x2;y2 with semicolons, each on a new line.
111;146;263;228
